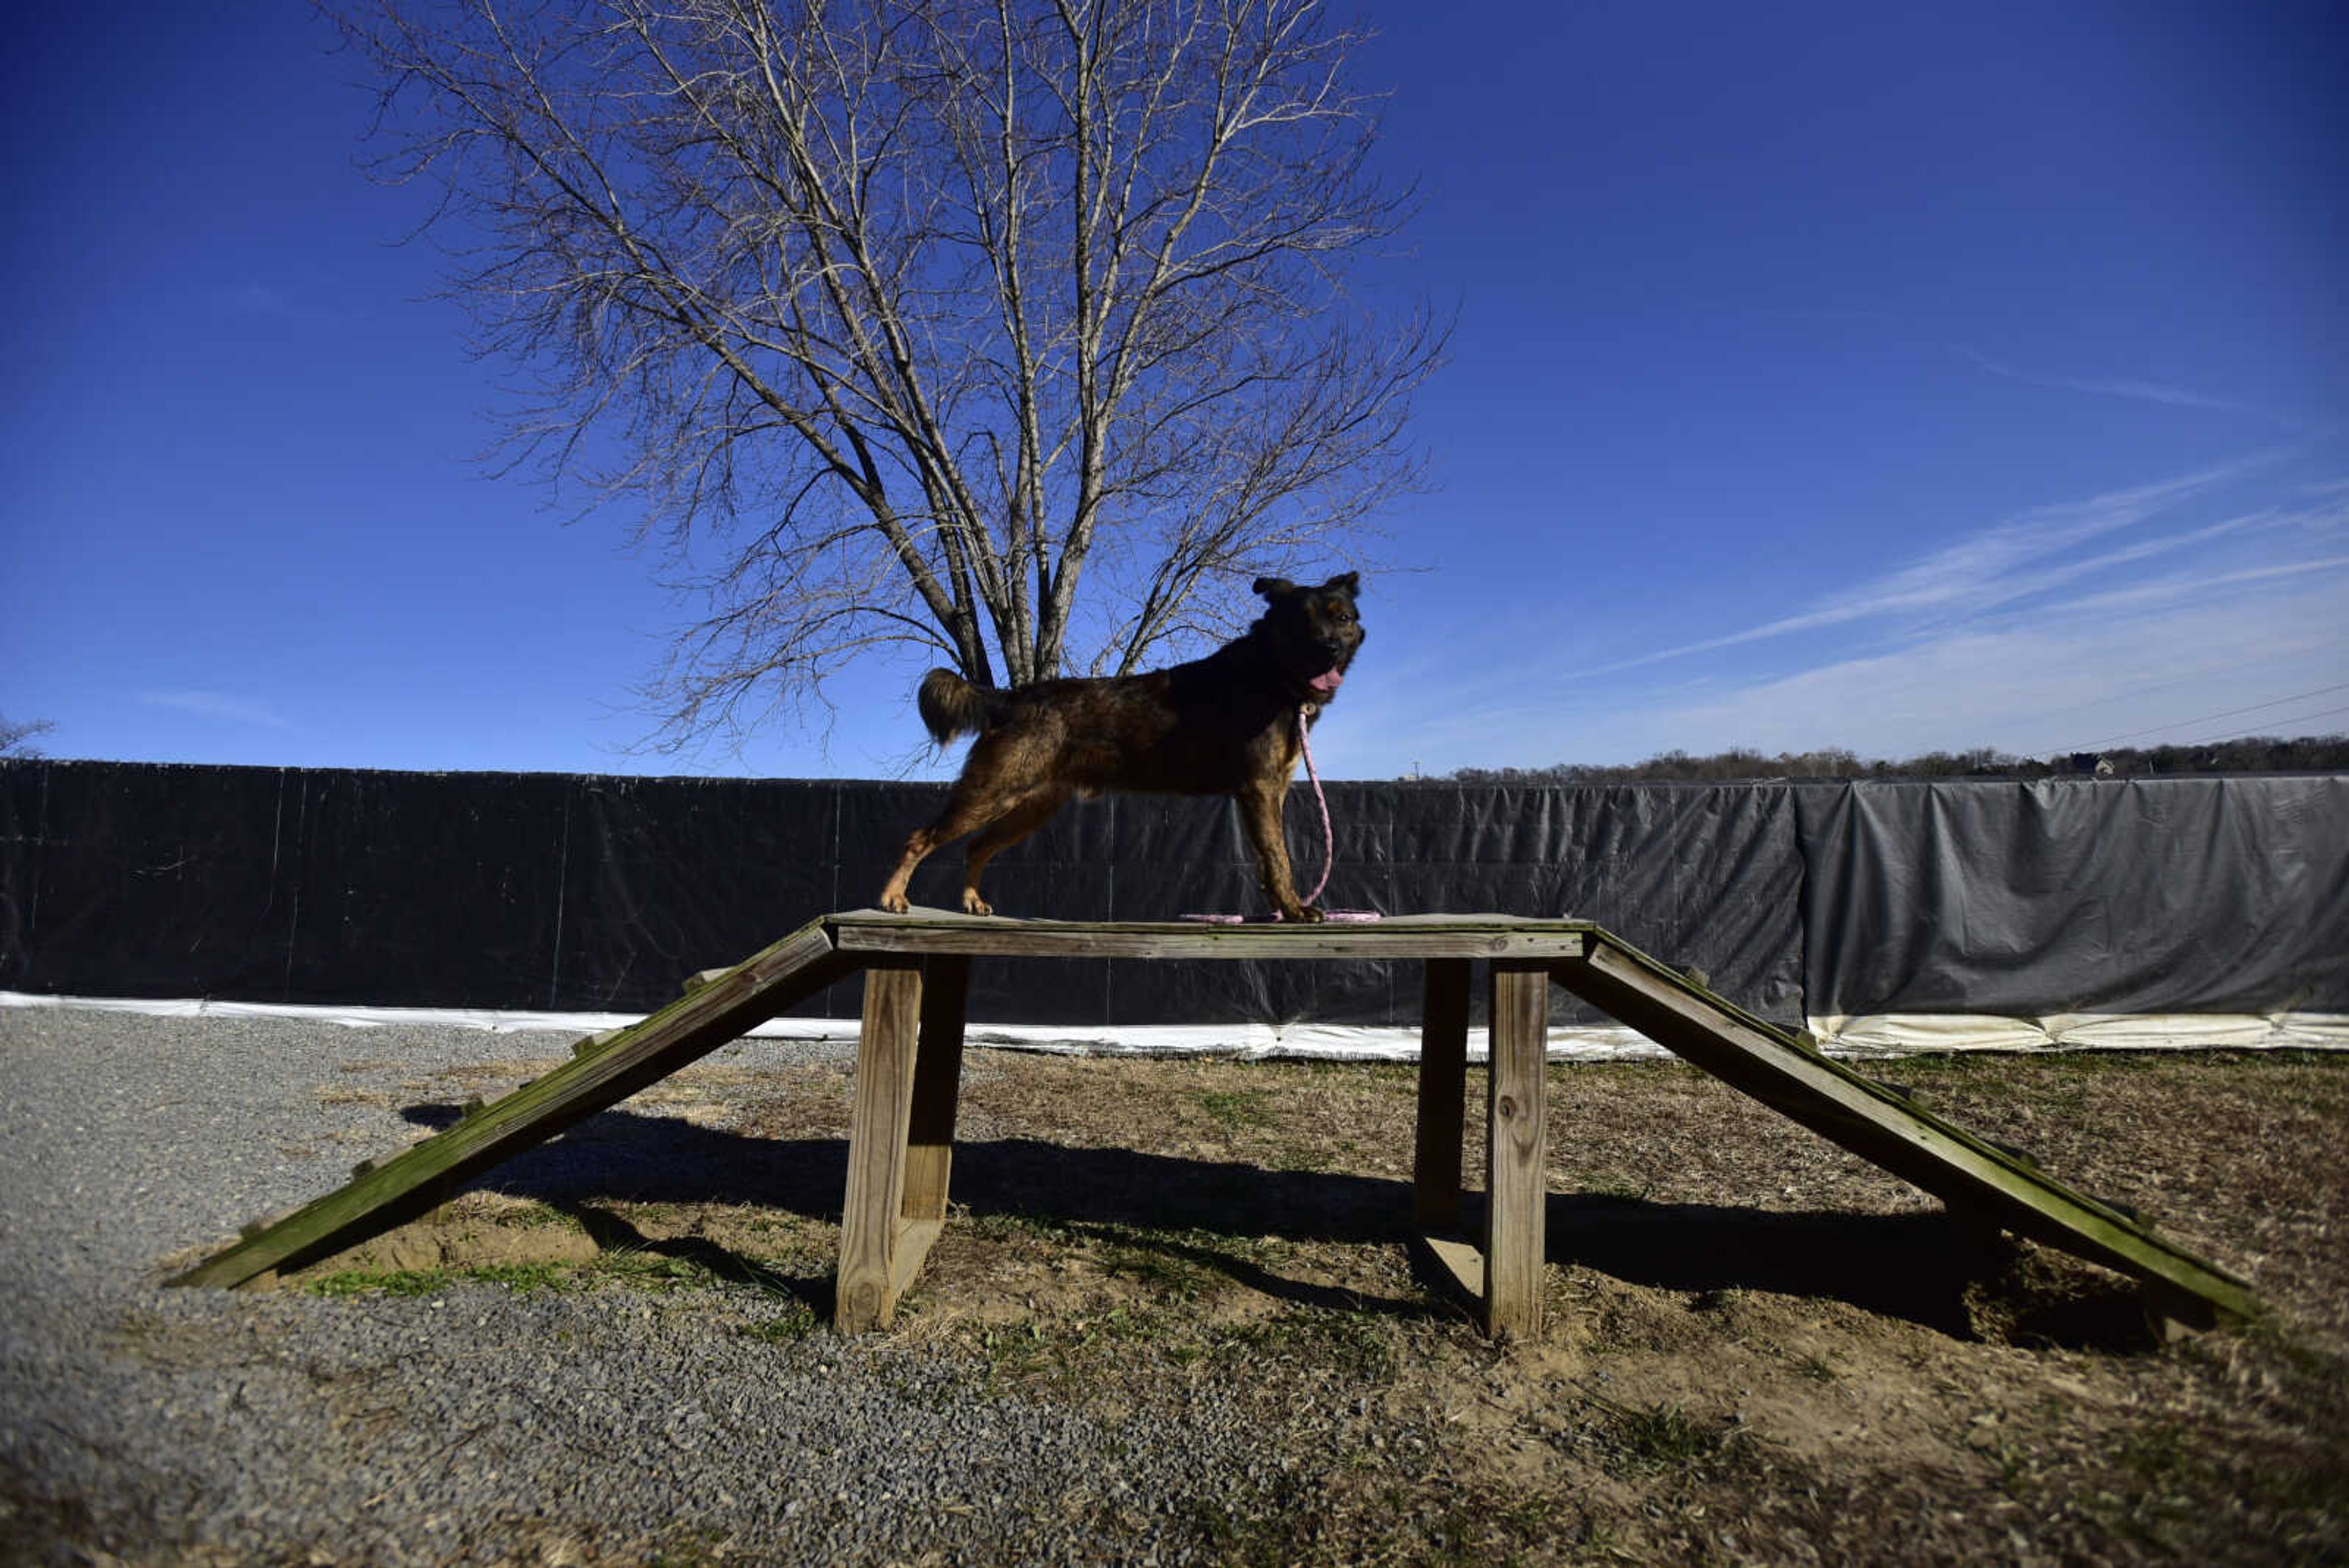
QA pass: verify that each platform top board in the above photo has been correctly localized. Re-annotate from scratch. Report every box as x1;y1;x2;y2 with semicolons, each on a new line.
824;908;1598;962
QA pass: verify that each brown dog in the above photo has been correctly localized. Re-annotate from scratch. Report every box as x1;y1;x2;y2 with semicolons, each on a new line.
878;573;1365;921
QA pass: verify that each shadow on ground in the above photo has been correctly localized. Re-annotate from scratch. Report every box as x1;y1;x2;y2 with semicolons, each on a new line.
396;1098;2118;1341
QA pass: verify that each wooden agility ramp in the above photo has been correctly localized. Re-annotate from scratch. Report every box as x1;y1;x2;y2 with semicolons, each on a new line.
171;912;2258;1336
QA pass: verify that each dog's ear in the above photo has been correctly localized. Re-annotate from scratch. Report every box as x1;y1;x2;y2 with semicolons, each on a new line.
1252;576;1297;600
1324;571;1360;598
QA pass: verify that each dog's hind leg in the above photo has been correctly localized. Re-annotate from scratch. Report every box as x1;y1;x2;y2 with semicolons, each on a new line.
877;818;951;914
877;732;1057;914
957;785;1071;916
878;787;1008;914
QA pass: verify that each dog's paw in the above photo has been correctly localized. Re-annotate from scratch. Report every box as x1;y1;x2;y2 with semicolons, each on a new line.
878;890;911;914
960;891;996;917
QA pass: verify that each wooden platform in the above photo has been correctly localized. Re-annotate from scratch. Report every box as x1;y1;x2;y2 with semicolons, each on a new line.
171;910;2259;1338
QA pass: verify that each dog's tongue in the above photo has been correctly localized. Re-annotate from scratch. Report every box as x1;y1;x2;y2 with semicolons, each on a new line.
1308;667;1345;697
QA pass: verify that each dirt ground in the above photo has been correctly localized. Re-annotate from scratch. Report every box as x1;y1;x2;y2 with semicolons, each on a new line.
307;1046;2349;1565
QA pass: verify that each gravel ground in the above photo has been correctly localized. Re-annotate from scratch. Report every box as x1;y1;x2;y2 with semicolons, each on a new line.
0;1007;1325;1566
15;1006;2344;1567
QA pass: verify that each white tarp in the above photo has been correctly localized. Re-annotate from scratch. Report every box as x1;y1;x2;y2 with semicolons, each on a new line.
7;990;2339;1061
1809;1010;2349;1055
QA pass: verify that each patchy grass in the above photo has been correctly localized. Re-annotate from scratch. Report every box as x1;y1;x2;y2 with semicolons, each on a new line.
1596;1395;1741;1471
286;1046;2349;1565
737;1301;822;1343
303;1254;677;1300
1195;1086;1281;1131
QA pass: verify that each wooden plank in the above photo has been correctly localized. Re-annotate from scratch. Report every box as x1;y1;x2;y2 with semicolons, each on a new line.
1483;962;1549;1340
1417;1233;1486;1303
171;919;859;1290
902;954;971;1224
836;961;926;1332
2143;1279;2214;1342
1412;958;1471;1231
829;909;1589;963
888;1217;946;1302
839;908;1594;931
1554;937;2258;1323
834;923;1589;962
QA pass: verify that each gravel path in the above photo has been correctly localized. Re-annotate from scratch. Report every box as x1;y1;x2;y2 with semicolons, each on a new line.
0;1008;1329;1566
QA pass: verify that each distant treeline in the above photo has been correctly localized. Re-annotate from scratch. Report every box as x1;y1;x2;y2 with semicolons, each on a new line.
1444;734;2349;784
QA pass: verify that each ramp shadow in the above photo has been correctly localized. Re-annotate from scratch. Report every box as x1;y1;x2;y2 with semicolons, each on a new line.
401;1101;2105;1337
1547;1195;1980;1336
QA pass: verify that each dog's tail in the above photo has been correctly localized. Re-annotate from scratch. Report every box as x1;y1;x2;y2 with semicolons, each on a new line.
916;667;1008;746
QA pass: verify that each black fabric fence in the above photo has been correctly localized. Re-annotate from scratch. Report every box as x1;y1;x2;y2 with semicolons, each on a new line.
2;761;2342;1027
1792;775;2349;1019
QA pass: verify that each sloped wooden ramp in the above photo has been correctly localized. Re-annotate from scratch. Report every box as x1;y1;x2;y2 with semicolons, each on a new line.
166;917;861;1290
171;912;2257;1337
1551;931;2259;1331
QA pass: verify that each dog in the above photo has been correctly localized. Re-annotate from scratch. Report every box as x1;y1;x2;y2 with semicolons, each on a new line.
877;573;1364;921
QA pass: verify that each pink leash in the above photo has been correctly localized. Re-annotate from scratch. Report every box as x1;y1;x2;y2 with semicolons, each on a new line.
1184;706;1379;923
1296;703;1336;908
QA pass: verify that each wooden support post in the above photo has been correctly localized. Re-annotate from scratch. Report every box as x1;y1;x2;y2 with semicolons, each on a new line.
836;960;924;1332
1483;962;1549;1340
902;955;970;1226
1413;959;1471;1232
2142;1277;2218;1343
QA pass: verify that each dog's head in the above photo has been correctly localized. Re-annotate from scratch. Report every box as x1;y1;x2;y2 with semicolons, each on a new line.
1250;573;1364;703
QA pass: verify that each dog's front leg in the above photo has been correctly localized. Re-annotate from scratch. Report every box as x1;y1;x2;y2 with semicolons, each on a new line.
1238;779;1321;922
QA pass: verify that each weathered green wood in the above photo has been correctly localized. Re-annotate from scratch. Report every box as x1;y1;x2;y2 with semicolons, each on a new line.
169;917;861;1290
1554;932;2259;1325
828;907;1594;962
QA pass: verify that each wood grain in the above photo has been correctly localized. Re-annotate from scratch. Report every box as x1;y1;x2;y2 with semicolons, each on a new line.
836;961;925;1332
829;909;1590;962
1483;962;1550;1340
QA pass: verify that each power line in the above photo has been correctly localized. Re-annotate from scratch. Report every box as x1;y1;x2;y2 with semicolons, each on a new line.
2180;702;2349;749
2075;681;2349;750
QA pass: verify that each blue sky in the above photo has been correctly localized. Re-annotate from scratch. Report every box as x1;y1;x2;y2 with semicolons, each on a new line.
5;3;2343;781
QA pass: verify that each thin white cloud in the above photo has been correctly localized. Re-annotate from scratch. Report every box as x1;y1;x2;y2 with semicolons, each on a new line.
1938;508;2344;641
1327;465;2347;777
138;690;292;729
2035;552;2349;619
1634;572;2349;760
1956;347;2250;414
1584;456;2279;677
1317;454;2348;778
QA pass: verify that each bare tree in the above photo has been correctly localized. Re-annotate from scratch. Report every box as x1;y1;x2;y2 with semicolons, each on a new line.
333;0;1442;749
0;716;55;759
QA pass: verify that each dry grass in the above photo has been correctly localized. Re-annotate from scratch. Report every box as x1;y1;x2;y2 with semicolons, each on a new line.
308;1047;2349;1565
